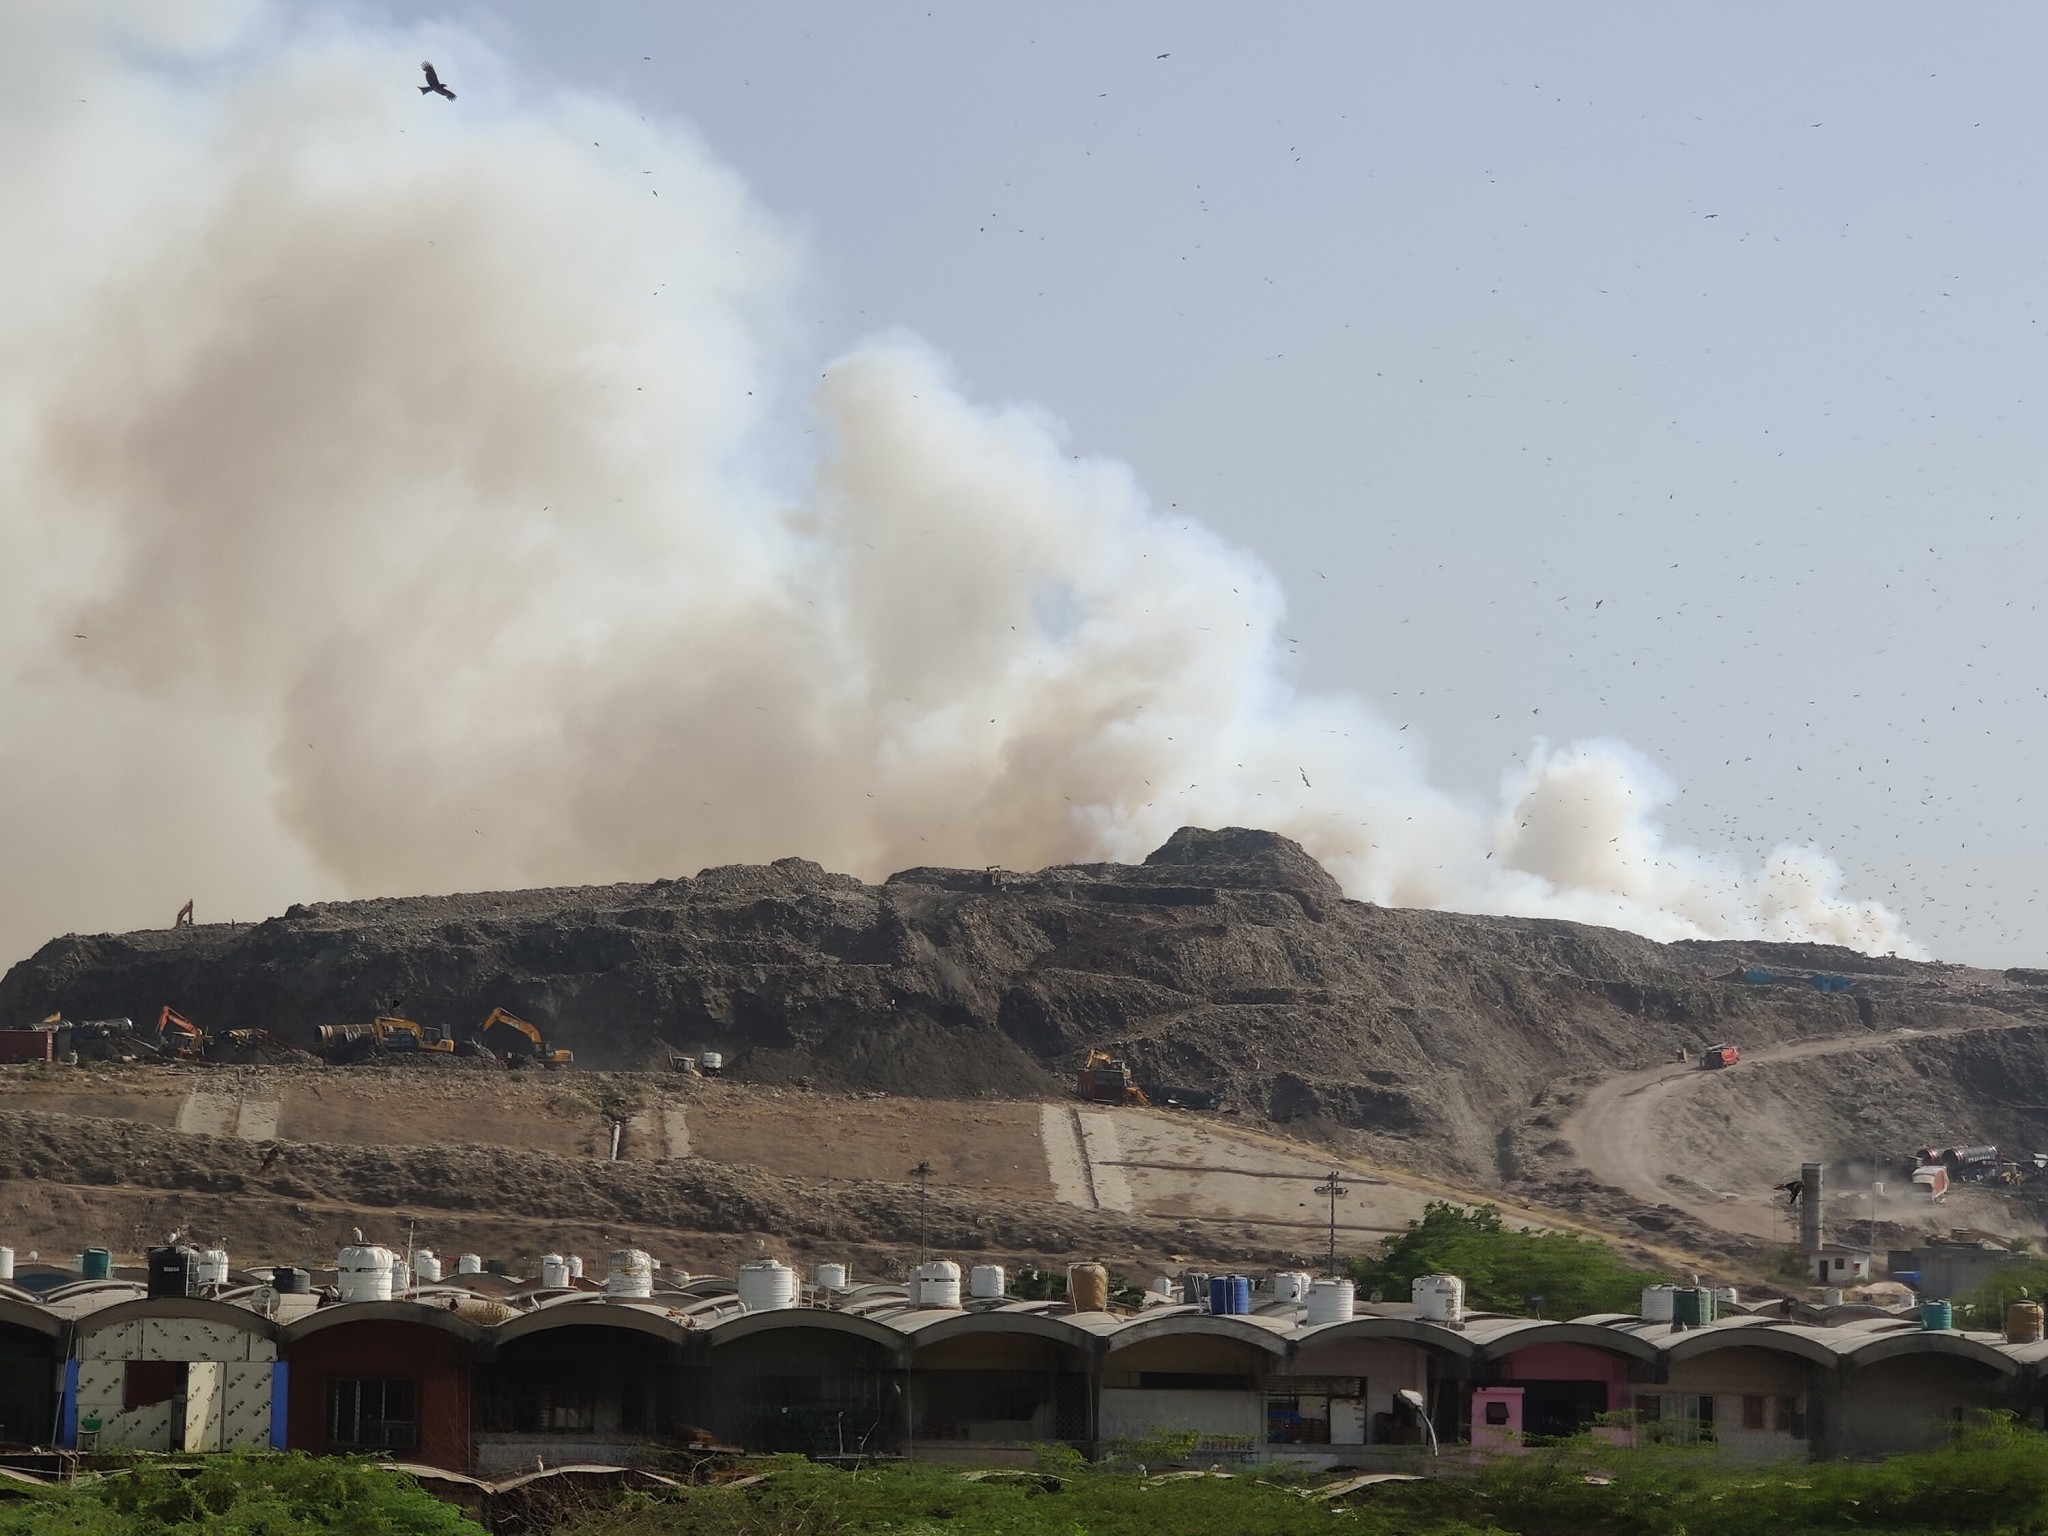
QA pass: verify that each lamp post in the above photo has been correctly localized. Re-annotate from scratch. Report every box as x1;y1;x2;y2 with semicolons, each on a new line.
1397;1387;1439;1459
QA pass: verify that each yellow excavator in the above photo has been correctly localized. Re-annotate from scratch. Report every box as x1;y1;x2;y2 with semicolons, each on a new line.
477;1007;573;1068
318;1016;457;1063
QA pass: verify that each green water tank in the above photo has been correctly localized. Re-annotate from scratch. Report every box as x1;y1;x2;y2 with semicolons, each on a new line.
1672;1286;1718;1327
80;1247;112;1280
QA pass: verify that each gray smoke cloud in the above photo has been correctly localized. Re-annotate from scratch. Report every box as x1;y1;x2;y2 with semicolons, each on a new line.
0;3;1916;964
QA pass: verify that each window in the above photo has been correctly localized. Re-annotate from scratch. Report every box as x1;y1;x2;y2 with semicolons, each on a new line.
1741;1395;1766;1430
479;1373;595;1434
1637;1393;1714;1444
327;1378;417;1451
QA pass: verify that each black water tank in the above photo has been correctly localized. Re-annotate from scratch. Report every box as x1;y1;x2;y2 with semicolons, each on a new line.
271;1265;310;1295
146;1245;194;1299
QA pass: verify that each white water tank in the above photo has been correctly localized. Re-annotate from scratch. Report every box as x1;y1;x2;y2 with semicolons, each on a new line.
456;1253;483;1275
1823;1286;1844;1307
194;1248;230;1289
1306;1278;1356;1325
414;1251;443;1283
1413;1273;1465;1325
540;1254;571;1289
815;1262;849;1291
390;1256;410;1296
738;1259;797;1312
0;1247;12;1283
912;1260;963;1309
605;1248;654;1298
969;1264;1006;1300
567;1255;584;1280
1714;1286;1739;1310
337;1244;397;1303
1640;1284;1678;1322
1274;1270;1313;1304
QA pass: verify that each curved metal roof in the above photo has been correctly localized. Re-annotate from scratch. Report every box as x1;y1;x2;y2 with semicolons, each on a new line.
0;1297;65;1340
1293;1315;1479;1361
280;1300;493;1347
492;1298;697;1348
1468;1318;1660;1364
74;1295;280;1342
1843;1328;2023;1377
903;1309;1107;1356
1101;1311;1291;1358
703;1307;905;1351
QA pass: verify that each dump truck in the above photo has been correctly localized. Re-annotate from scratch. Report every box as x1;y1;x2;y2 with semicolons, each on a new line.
318;1016;456;1063
1700;1043;1741;1070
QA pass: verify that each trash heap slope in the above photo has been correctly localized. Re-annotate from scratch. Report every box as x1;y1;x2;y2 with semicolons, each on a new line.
6;826;2043;1186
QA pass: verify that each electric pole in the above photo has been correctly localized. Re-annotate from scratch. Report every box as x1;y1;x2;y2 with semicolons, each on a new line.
911;1160;933;1263
1313;1169;1349;1278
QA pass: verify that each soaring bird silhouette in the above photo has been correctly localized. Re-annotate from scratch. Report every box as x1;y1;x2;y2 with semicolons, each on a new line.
419;61;456;100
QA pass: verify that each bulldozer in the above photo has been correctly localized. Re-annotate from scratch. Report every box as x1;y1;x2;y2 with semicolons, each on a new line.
1076;1048;1149;1107
477;1007;573;1068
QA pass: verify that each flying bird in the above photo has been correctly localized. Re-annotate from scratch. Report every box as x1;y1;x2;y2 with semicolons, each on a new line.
419;61;456;100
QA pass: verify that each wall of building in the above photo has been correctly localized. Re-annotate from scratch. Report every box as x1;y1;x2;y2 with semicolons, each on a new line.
284;1322;472;1471
75;1318;275;1452
1818;1354;2019;1458
1657;1346;1814;1459
908;1332;1091;1449
0;1329;57;1448
698;1328;900;1458
473;1328;685;1477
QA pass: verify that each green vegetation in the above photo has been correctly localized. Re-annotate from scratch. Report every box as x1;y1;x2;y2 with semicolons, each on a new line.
1351;1201;1661;1317
0;1453;483;1536
1957;1261;2048;1326
15;1431;2048;1536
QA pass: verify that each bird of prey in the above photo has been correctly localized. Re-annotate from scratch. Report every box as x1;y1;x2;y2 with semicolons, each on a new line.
419;61;456;100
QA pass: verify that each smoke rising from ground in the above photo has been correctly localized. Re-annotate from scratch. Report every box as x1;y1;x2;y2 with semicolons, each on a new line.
0;4;1915;963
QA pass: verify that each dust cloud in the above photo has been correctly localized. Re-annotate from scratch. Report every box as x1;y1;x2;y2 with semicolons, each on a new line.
0;4;1915;963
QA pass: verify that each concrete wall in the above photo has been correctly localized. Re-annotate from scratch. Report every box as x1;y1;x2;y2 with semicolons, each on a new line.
1819;1354;2019;1457
1661;1345;1813;1460
285;1321;472;1471
1098;1387;1263;1451
75;1319;275;1452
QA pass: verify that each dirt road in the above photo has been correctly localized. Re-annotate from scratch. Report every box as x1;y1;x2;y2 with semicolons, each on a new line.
1561;1020;2040;1240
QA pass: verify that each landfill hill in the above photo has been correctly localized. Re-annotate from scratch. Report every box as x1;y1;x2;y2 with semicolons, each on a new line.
10;825;2048;1202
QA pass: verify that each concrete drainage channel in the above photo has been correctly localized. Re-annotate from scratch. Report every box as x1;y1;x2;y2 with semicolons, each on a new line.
605;1099;693;1161
175;1080;283;1141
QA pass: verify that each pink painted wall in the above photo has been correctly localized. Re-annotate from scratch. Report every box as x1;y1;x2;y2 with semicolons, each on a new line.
1498;1343;1632;1397
1471;1386;1524;1451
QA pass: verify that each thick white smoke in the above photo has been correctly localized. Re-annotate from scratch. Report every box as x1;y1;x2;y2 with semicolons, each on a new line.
0;4;1916;963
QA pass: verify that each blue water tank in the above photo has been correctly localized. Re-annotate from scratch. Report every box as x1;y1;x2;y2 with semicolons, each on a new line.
1921;1299;1954;1331
1208;1275;1229;1314
1230;1274;1251;1315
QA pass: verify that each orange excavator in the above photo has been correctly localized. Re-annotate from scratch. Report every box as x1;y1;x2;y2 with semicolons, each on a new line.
155;1006;208;1058
477;1007;573;1068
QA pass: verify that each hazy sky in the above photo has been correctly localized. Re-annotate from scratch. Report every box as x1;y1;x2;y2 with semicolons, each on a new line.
422;1;2041;963
1;4;2038;967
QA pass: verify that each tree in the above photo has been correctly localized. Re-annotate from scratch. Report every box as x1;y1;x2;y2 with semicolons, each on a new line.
1350;1201;1661;1318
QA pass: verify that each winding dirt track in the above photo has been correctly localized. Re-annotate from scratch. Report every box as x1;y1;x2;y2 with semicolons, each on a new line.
1560;1020;2039;1241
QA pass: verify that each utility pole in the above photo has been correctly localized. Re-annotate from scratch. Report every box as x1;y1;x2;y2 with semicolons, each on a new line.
911;1160;933;1263
1314;1169;1349;1278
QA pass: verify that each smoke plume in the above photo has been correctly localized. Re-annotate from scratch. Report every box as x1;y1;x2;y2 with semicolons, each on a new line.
0;4;1915;962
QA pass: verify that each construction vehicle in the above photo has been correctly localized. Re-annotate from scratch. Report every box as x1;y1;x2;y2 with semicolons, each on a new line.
318;1016;456;1064
1076;1048;1149;1106
1700;1043;1741;1070
477;1007;573;1067
154;1006;207;1058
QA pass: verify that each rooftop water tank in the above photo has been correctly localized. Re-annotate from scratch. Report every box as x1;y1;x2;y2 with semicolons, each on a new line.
0;1246;12;1283
1822;1287;1844;1307
566;1255;584;1280
2008;1300;2044;1345
1209;1274;1252;1316
456;1253;483;1276
815;1263;849;1291
1921;1299;1954;1331
1274;1271;1313;1304
194;1248;230;1290
1182;1271;1211;1309
970;1264;1006;1301
271;1265;310;1296
414;1251;443;1283
388;1255;409;1297
1068;1263;1109;1313
81;1248;113;1281
1672;1287;1717;1328
912;1260;962;1309
738;1259;797;1312
1640;1284;1678;1322
1306;1278;1355;1326
337;1244;397;1303
1413;1273;1465;1325
1713;1287;1739;1310
146;1245;194;1299
540;1254;570;1290
605;1248;654;1299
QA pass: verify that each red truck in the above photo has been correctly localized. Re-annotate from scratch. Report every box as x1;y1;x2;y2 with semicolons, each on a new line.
1700;1043;1741;1070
